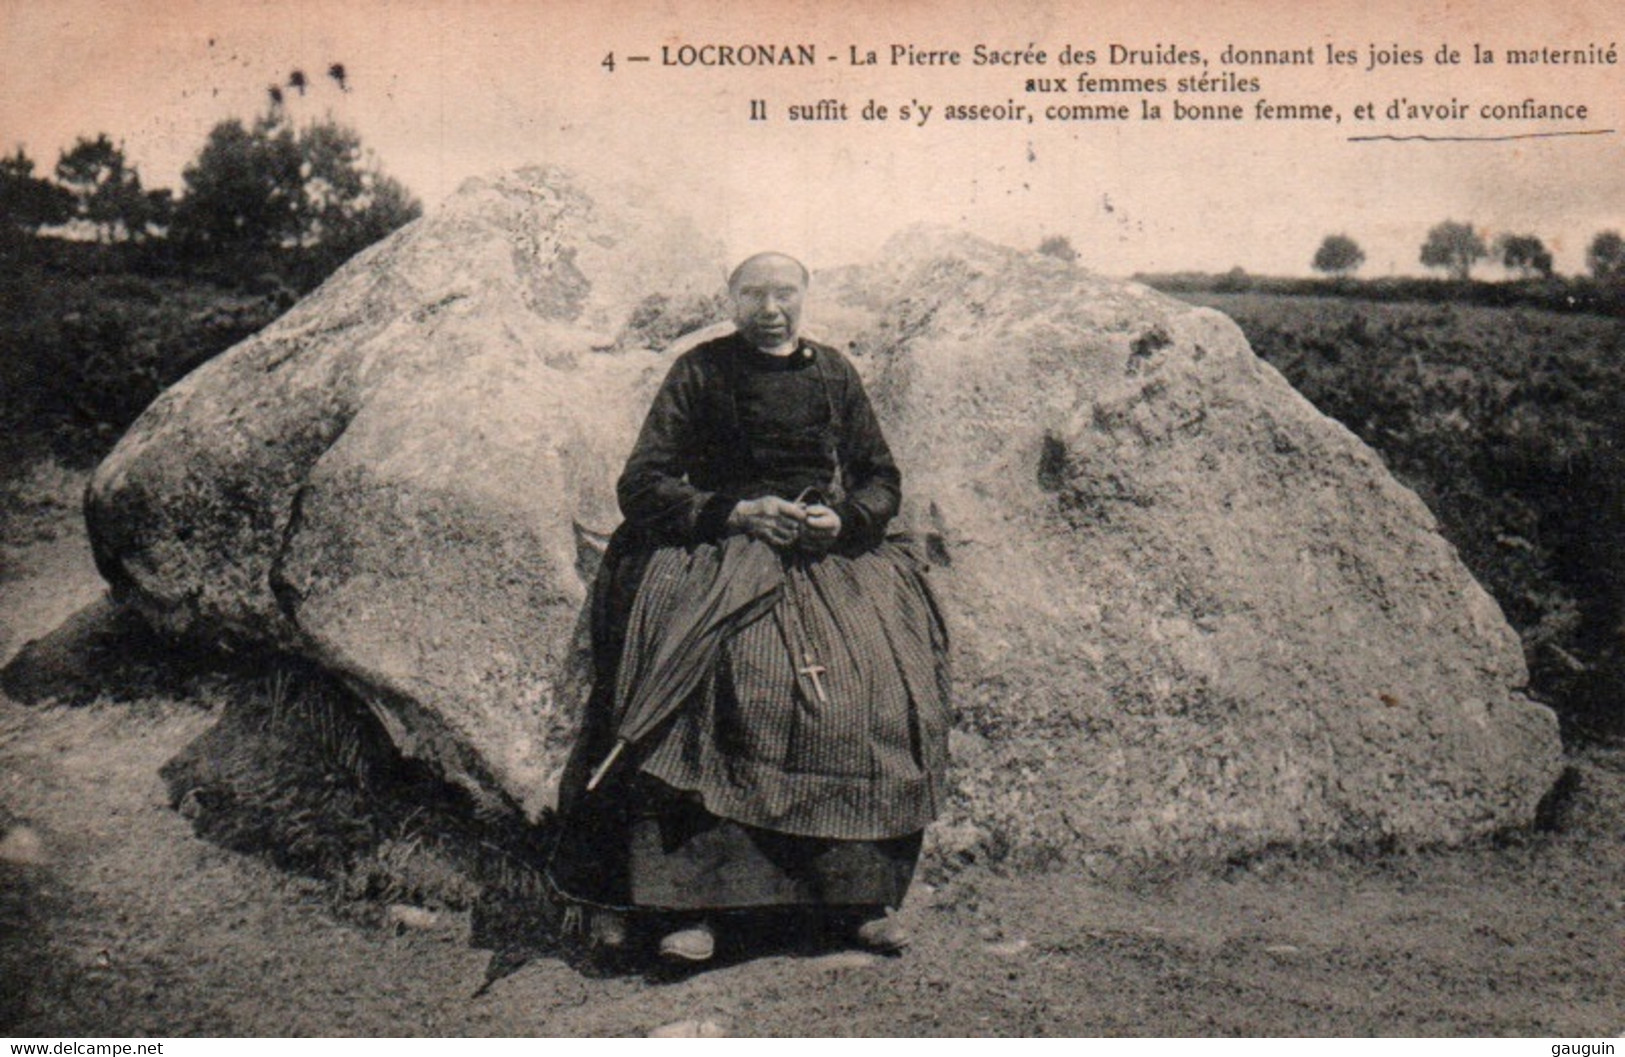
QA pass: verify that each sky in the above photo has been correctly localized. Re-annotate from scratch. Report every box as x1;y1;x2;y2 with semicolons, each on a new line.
1;0;1621;277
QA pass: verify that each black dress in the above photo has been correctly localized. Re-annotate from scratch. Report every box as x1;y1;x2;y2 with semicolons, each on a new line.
548;332;950;912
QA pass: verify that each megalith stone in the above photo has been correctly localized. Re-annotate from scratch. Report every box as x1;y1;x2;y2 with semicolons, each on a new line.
85;167;1562;858
87;168;728;817
821;229;1560;859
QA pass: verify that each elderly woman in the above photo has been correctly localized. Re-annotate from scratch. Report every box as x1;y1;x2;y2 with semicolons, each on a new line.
547;252;950;964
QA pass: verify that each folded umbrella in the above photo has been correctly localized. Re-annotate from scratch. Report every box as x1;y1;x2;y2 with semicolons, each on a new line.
585;534;785;791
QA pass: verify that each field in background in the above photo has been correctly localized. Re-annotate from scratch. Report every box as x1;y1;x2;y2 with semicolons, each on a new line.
1143;270;1625;320
0;237;289;476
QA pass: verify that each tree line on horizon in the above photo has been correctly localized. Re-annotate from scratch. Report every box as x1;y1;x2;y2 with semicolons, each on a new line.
1311;224;1625;284
0;74;424;469
0;84;419;292
1037;225;1625;287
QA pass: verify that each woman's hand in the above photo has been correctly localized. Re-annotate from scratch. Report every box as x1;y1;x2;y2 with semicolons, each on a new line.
798;503;842;553
729;496;807;548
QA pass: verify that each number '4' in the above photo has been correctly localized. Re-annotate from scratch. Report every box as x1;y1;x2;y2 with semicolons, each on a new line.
602;52;615;72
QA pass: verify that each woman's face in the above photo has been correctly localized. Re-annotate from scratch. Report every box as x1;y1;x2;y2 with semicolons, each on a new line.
730;256;806;349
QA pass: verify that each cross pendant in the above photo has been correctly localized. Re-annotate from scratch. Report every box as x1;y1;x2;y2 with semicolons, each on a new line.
798;652;829;703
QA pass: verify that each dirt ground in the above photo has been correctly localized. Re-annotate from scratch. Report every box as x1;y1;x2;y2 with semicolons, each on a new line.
2;472;1623;1037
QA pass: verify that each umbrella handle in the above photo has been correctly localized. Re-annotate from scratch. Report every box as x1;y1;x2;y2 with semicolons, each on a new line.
585;740;627;793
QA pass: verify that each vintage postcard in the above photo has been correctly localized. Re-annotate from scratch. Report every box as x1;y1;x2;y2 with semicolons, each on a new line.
1;0;1620;1040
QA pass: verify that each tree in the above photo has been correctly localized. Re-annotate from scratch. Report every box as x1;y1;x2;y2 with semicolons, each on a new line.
1587;230;1625;282
1037;235;1078;263
292;119;420;262
173;111;419;269
54;134;156;242
0;148;72;233
172;116;303;253
142;187;175;235
1496;233;1554;279
1419;220;1488;280
1312;233;1365;277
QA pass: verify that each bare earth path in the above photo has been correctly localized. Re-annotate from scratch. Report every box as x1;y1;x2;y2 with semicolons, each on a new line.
3;477;1623;1037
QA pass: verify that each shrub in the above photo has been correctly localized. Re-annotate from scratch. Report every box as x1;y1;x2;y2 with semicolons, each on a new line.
0;263;287;467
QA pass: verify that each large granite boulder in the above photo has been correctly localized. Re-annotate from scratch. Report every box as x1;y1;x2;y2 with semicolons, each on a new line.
85;166;1562;860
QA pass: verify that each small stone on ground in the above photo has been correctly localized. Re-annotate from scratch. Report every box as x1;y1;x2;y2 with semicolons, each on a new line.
647;1018;729;1037
0;824;48;865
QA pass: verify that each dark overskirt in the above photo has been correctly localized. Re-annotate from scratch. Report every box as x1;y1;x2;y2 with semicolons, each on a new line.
550;775;921;911
547;530;949;911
